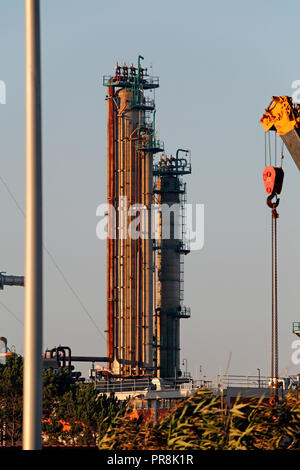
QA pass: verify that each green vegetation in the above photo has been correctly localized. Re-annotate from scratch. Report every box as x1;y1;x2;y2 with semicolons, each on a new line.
98;388;300;450
1;357;300;449
0;355;23;446
0;356;127;446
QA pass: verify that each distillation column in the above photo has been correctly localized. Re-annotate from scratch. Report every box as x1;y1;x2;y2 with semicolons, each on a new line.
156;175;181;378
105;61;160;376
154;152;191;379
117;87;143;375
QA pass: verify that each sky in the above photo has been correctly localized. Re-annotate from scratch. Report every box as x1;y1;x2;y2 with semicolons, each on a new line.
1;0;300;381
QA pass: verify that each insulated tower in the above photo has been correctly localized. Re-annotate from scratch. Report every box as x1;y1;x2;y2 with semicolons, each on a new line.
153;151;191;378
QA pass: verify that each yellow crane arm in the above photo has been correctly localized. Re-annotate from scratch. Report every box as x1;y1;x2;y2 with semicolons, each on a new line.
261;96;300;170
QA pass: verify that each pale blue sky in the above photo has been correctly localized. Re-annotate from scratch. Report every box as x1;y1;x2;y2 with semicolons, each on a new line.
1;0;300;380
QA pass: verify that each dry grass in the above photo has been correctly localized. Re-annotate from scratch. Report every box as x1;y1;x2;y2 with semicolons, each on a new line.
98;388;300;450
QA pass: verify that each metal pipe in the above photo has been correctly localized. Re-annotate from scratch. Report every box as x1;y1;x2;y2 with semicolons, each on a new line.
175;149;189;173
119;112;125;372
129;129;142;373
137;145;142;370
144;148;153;370
107;85;115;367
141;151;145;366
0;274;25;288
137;55;144;103
71;356;112;363
129;133;136;373
128;121;134;372
129;131;142;374
23;0;43;450
113;93;119;368
124;115;130;373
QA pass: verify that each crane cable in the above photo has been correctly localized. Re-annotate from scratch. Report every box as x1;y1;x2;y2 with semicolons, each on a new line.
264;132;284;404
270;200;279;401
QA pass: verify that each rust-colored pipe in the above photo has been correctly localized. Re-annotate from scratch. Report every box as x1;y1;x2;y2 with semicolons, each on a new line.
56;346;71;370
113;93;119;368
129;131;140;374
135;142;139;371
137;145;143;370
107;85;115;368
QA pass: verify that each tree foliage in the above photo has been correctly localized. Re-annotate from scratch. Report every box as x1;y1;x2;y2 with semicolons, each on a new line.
44;381;127;446
0;357;127;447
0;355;23;446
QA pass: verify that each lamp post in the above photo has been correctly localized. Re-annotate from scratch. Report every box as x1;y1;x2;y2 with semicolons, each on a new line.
23;0;43;450
257;368;261;388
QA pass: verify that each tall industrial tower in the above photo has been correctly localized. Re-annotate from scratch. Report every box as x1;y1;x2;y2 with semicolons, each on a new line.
153;151;191;378
103;57;191;379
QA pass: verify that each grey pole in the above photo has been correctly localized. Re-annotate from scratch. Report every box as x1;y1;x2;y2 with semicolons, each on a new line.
23;0;43;450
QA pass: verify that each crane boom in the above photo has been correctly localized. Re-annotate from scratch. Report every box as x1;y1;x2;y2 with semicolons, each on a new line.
260;96;300;170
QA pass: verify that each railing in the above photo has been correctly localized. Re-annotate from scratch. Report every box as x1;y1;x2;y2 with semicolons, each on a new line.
293;322;300;334
153;152;191;176
182;371;192;378
177;240;190;254
177;306;191;318
146;76;159;87
216;375;270;389
136;138;164;152
103;75;159;89
129;96;155;109
95;377;152;394
95;376;194;394
197;374;300;391
94;374;300;396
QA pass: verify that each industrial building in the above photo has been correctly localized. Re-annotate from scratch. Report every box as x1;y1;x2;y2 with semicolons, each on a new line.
103;57;191;383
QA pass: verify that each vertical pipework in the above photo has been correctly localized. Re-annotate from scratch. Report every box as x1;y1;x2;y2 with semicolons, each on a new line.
136;146;142;371
119;111;125;372
107;85;115;367
143;147;154;370
104;60;159;377
113;91;119;369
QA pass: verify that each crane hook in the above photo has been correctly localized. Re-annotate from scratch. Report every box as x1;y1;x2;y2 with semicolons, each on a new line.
266;193;280;210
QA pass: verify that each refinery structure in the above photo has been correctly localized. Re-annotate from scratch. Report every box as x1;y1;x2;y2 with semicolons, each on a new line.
2;2;300;451
103;57;191;382
4;57;300;430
